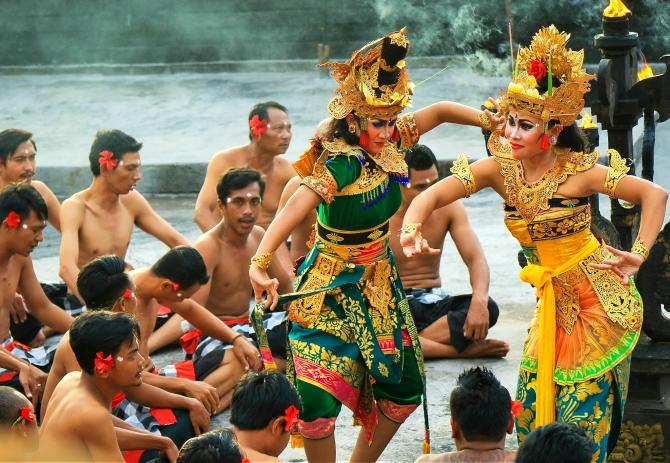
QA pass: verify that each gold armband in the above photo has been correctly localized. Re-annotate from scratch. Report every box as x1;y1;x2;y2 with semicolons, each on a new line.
604;149;629;198
630;238;649;260
478;111;491;130
450;154;476;197
251;251;274;270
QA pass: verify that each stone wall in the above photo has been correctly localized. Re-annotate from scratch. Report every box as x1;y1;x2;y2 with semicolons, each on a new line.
0;0;381;65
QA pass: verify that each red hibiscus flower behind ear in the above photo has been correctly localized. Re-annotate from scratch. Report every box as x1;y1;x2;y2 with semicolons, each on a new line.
94;351;114;375
98;150;119;171
528;59;547;82
170;282;180;292
283;404;300;431
122;288;133;299
4;211;21;229
20;407;35;423
510;400;523;417
249;115;269;138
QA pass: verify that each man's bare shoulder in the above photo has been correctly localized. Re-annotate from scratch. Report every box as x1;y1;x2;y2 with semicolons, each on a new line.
210;145;249;167
194;229;222;254
273;155;297;178
62;191;88;209
31;180;55;196
119;189;150;208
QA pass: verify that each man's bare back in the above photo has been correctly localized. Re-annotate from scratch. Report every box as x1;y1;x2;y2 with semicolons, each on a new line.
194;224;265;319
39;372;121;461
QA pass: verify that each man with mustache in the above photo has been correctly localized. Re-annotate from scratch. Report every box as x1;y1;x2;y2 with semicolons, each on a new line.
154;169;291;412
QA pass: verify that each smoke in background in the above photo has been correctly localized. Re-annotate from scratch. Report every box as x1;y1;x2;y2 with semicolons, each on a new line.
0;0;667;67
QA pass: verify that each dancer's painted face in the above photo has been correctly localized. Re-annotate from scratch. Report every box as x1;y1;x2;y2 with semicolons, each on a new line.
503;111;546;160
362;117;397;155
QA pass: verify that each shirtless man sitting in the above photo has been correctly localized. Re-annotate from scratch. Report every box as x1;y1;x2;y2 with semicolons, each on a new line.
389;145;508;358
1;129;63;347
195;101;296;231
59;129;189;302
41;256;212;461
0;184;72;404
129;246;261;412
0;129;61;230
39;311;177;462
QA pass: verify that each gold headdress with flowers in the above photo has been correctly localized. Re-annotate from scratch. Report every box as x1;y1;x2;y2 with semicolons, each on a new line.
319;28;413;120
499;25;593;128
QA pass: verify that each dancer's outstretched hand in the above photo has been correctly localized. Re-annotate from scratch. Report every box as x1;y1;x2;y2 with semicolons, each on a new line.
249;265;280;310
399;223;440;259
483;97;505;132
589;244;644;285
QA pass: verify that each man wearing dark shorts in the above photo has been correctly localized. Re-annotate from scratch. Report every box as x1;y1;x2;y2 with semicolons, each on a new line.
389;145;509;358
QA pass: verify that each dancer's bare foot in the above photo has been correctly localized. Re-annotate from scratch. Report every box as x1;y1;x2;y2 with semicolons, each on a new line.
461;339;509;358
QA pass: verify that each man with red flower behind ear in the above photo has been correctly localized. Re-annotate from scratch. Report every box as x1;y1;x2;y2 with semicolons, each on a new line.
0;184;73;406
59;129;189;303
40;311;178;463
195;101;296;232
0;385;39;459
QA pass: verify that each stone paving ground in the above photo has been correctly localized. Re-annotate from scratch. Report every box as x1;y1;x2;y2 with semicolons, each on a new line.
13;67;670;462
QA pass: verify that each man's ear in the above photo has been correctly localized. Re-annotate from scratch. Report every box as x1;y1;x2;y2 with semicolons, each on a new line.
270;416;286;436
450;416;460;439
506;414;515;434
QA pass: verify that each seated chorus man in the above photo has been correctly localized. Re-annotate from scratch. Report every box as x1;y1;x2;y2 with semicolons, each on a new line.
416;367;516;463
151;169;292;402
39;311;177;463
0;129;61;230
40;255;212;462
1;129;64;347
231;370;303;463
516;422;594;463
0;184;72;403
126;246;261;411
177;428;246;463
389;144;509;358
0;386;39;460
195;101;296;232
59;129;189;303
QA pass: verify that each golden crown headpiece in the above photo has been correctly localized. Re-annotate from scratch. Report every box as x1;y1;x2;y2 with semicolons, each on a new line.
319;28;413;120
499;25;594;127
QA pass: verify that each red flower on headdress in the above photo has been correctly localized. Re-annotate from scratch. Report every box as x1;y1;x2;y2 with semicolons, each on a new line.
98;150;118;171
20;407;36;423
170;282;180;292
94;351;114;375
510;400;523;417
283;404;300;431
249;115;268;138
122;288;133;300
241;458;250;463
4;211;21;229
528;59;547;81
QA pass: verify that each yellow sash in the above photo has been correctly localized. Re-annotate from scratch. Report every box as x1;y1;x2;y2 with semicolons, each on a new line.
519;235;600;426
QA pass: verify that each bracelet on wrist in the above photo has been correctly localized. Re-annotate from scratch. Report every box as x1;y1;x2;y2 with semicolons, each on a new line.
478;111;492;130
251;251;273;271
231;334;244;345
630;238;649;260
401;223;420;234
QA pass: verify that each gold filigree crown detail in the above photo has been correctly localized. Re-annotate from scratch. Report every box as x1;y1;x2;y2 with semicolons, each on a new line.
319;28;414;120
499;25;594;126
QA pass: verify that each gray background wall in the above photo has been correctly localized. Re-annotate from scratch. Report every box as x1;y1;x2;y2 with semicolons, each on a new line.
1;0;668;66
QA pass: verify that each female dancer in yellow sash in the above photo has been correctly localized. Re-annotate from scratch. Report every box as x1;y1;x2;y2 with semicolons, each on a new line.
401;26;667;463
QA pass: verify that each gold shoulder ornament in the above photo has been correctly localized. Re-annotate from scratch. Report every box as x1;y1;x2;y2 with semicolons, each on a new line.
604;149;630;198
450;154;476;197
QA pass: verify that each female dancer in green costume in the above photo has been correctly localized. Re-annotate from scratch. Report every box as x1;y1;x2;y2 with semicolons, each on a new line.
249;28;501;462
